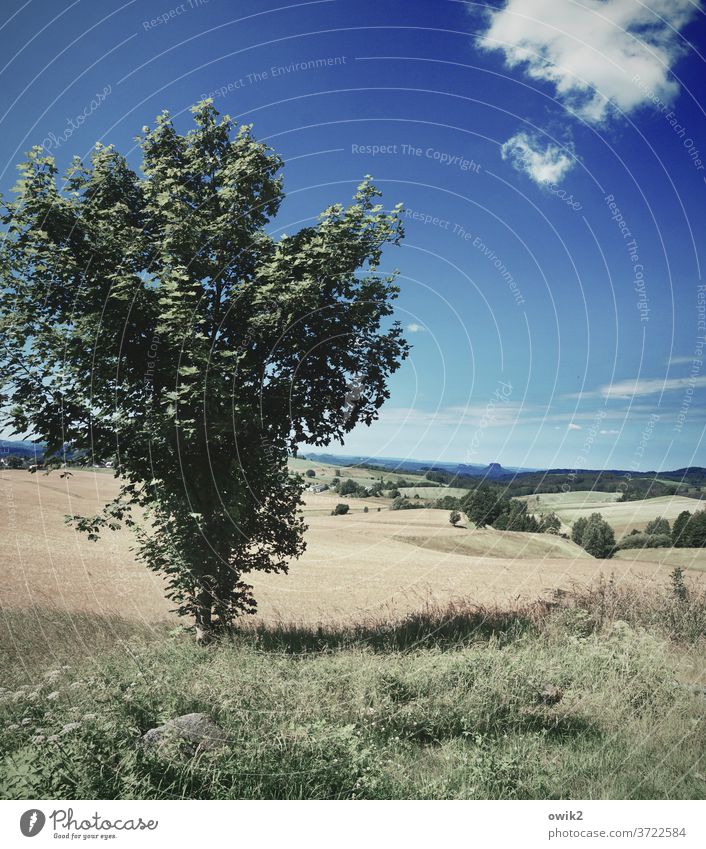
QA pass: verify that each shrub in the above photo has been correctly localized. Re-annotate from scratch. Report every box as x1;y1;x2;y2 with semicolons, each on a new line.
645;516;670;535
331;503;349;515
616;533;672;550
574;513;615;558
390;497;424;511
305;469;316;478
449;511;461;526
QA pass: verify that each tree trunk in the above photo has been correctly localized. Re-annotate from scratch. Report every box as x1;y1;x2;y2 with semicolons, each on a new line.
194;586;214;645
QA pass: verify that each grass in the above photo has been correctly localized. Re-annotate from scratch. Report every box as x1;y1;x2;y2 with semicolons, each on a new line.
519;491;700;535
2;577;705;800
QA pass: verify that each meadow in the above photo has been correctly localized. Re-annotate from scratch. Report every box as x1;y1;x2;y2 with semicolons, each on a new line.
1;468;705;800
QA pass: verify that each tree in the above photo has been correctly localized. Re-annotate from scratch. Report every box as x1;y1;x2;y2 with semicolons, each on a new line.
331;503;350;515
538;511;561;534
645;516;670;535
578;513;615;558
305;469;316;478
492;499;538;532
339;478;364;497
461;485;506;528
672;510;691;547
0;101;408;641
449;510;461;526
571;517;588;545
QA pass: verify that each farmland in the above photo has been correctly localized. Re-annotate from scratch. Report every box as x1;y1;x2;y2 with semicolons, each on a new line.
2;468;705;801
1;470;701;625
518;491;699;537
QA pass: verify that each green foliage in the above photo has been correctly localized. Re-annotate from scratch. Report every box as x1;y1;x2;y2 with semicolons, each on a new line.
538;511;561;534
331;503;350;515
305;469;316;478
645;516;670;535
0;101;408;636
1;593;705;800
616;533;672;551
461;485;506;528
434;495;461;511
670;567;688;603
338;478;367;497
572;517;588;545
671;509;706;548
390;497;425;510
491;500;540;533
449;510;461;526
572;513;615;558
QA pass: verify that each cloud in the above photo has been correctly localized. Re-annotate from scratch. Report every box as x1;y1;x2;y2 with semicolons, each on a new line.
601;376;706;398
599;429;620;435
668;355;698;365
478;0;700;123
568;422;582;430
406;323;426;333
500;132;575;184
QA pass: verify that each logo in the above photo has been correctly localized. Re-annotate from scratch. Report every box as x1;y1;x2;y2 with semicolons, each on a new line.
20;809;46;837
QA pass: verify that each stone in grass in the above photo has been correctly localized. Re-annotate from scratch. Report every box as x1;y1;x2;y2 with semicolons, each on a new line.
538;683;564;705
141;713;227;756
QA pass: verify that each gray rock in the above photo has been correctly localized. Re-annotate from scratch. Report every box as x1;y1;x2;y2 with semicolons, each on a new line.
538;683;564;705
141;713;226;755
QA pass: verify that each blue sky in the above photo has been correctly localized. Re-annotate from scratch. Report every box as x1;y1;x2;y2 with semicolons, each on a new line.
1;0;705;470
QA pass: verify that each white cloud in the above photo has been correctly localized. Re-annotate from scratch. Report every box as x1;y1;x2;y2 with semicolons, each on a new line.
478;0;700;123
601;375;706;398
568;422;582;430
668;354;698;365
599;429;620;435
500;131;575;184
406;323;426;333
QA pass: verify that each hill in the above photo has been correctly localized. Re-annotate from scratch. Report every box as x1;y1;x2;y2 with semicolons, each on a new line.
2;470;701;627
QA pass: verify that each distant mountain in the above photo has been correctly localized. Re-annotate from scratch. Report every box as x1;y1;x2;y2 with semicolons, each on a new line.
0;439;45;459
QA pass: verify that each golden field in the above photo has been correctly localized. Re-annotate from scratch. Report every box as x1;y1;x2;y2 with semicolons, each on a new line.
1;469;702;627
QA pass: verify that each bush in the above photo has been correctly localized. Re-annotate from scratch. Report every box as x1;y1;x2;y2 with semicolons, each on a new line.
573;513;615;558
672;509;706;548
616;533;672;550
390;497;425;511
461;485;506;528
338;478;367;497
331;503;349;515
538;512;561;534
449;510;461;526
305;469;316;478
645;516;670;535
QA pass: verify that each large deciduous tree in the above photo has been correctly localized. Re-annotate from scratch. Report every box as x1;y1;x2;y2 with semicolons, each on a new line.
0;101;408;640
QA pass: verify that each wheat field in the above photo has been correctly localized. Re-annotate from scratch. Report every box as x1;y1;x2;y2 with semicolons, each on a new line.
1;470;701;627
